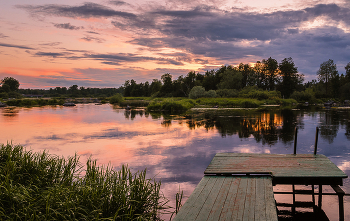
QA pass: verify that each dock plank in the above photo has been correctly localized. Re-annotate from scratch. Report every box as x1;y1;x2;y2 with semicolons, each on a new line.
173;176;278;221
218;177;240;220
205;153;347;185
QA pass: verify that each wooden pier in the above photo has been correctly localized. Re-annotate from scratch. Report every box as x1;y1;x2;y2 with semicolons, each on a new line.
174;153;348;221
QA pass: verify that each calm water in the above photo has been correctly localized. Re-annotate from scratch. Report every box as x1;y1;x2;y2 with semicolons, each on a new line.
1;104;350;220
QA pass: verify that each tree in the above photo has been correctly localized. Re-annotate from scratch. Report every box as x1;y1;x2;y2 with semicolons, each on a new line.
263;57;279;91
254;61;266;89
202;70;216;91
217;67;243;90
160;73;173;95
317;59;338;97
1;77;20;91
150;79;162;95
345;62;350;83
278;57;302;98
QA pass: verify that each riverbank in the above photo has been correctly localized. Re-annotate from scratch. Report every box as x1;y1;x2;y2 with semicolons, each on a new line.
0;143;171;220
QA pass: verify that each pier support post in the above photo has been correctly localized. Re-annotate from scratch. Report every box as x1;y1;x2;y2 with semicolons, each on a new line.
294;127;298;154
314;127;319;155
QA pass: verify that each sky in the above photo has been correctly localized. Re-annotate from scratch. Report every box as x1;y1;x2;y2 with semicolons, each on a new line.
1;0;350;89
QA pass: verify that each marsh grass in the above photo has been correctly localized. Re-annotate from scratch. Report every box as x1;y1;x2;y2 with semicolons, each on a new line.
0;143;168;220
147;99;195;113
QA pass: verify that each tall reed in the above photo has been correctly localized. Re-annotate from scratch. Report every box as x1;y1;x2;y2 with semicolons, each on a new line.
0;143;167;220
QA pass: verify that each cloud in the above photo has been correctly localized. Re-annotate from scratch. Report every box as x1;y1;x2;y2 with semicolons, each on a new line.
86;52;184;66
17;2;137;19
80;36;105;43
53;23;83;30
13;1;350;84
0;42;35;50
0;33;8;38
108;1;129;6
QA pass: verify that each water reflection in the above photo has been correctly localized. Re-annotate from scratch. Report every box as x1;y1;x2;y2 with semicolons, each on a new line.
153;109;298;146
0;105;350;220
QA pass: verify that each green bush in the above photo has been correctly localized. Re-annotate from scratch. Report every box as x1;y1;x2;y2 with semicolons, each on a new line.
0;92;8;99
240;100;259;108
0;143;166;220
206;90;217;98
189;86;206;99
290;91;315;103
147;99;195;112
109;93;124;104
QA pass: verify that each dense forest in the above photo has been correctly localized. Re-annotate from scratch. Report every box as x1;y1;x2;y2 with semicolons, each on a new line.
1;57;350;103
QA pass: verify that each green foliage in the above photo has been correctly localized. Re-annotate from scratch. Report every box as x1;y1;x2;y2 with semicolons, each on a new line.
189;87;217;99
206;90;217;98
1;77;20;92
147;99;195;113
216;89;238;98
0;92;8;99
239;86;281;100
120;100;150;107
189;86;206;99
290;90;316;103
340;82;350;100
0;143;166;220
239;100;260;108
217;68;243;90
194;98;264;108
109;93;124;104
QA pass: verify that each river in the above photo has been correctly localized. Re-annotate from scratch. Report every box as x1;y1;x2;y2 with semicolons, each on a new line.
0;104;349;220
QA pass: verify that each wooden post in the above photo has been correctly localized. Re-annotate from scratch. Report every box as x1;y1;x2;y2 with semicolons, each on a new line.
294;127;298;154
318;185;322;209
314;127;319;155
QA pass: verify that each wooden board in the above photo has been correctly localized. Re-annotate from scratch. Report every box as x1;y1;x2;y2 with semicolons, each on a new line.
173;176;278;221
204;153;347;185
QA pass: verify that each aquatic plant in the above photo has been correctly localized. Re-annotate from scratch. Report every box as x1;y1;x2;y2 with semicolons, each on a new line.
0;143;167;220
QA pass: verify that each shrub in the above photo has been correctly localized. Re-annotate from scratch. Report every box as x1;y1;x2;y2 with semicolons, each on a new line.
290;91;315;103
206;90;217;98
189;86;206;99
0;92;8;99
109;93;124;104
147;99;195;112
240;100;259;108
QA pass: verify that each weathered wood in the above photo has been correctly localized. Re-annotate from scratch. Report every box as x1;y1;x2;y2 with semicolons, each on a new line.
173;176;278;221
204;153;347;185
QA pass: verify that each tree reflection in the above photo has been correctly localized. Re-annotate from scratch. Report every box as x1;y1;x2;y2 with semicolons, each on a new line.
144;108;350;144
318;110;340;144
182;110;298;145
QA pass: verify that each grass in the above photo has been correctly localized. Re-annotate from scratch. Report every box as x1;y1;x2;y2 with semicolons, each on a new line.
0;143;169;220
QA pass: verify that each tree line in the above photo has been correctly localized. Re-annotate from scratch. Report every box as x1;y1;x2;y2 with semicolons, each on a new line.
1;57;350;101
124;57;303;99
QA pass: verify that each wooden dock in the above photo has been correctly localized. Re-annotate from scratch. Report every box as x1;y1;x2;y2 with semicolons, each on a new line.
174;153;348;221
173;176;278;221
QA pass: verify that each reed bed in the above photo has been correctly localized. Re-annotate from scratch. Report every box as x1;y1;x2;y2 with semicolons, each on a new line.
0;143;168;220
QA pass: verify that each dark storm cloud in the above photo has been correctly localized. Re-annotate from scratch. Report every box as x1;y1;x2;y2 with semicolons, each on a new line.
53;23;82;30
0;42;35;50
17;2;137;19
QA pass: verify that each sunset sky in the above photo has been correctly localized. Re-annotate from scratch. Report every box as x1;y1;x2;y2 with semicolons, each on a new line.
1;0;350;89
